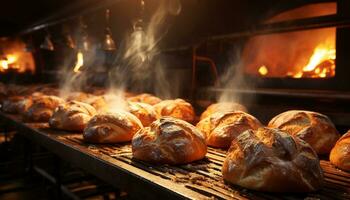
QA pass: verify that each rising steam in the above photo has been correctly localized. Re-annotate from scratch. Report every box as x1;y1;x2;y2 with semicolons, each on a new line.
110;0;182;99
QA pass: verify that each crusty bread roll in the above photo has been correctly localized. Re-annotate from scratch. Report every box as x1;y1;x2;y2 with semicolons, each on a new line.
49;101;97;131
65;92;92;102
23;95;65;122
83;111;143;143
330;130;350;171
200;102;248;120
222;127;324;192
2;96;33;114
83;96;108;112
132;117;207;164
153;99;195;123
127;102;158;127
268;110;340;155
196;111;262;148
128;93;162;105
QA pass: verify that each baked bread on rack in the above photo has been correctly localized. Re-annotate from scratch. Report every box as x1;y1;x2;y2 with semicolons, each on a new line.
153;99;195;123
330;130;350;171
23;95;64;122
200;102;248;120
83;111;143;143
2;96;33;114
222;127;324;192
268;110;340;155
132;117;207;164
127;102;158;127
83;95;109;113
65;92;93;102
49;101;97;131
196;111;262;148
128;93;162;106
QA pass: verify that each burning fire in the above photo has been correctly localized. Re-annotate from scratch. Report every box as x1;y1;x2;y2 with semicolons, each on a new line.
293;44;335;78
243;2;337;79
73;51;84;73
0;54;18;72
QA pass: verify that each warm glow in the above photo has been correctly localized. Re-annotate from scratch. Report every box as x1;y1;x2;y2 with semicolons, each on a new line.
0;39;35;74
293;43;335;78
73;51;84;73
6;54;17;64
258;65;268;76
0;60;8;71
0;54;18;72
243;2;336;79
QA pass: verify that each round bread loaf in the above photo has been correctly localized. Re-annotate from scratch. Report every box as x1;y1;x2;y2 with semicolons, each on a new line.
65;92;92;102
128;93;162;105
127;102;158;127
330;130;350;171
222;127;324;192
83;96;108;112
49;101;97;131
153;99;195;123
200;102;248;120
2;96;33;114
132;117;207;164
196;111;262;148
268;110;340;155
83;111;143;143
23;95;64;122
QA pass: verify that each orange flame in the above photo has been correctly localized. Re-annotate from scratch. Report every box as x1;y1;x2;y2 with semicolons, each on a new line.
73;51;84;73
293;44;335;78
0;54;18;72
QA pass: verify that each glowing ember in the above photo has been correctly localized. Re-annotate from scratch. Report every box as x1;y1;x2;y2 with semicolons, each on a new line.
0;54;18;72
293;44;335;78
258;65;268;76
73;51;84;73
0;60;8;71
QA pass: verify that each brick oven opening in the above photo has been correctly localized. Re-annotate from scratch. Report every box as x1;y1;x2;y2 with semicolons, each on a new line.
243;2;336;79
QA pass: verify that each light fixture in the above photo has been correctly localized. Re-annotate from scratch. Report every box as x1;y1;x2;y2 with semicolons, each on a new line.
62;25;76;49
103;9;116;51
40;30;54;51
77;17;90;51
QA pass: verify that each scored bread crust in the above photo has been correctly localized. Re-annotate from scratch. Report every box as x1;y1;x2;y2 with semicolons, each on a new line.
222;127;324;192
83;111;143;143
196;111;262;148
200;102;248;121
153;99;195;123
268;110;340;155
330;130;350;171
49;101;97;131
132;117;207;164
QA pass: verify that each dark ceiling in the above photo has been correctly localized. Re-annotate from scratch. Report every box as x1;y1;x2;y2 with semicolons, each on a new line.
0;0;98;37
0;0;331;45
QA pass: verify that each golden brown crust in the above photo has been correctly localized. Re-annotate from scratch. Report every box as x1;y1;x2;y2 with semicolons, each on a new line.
128;93;162;105
153;99;195;123
196;111;262;148
132;117;207;165
2;96;33;114
65;92;93;102
49;101;97;131
83;111;143;143
82;96;109;113
268;110;340;155
127;102;158;127
330;130;350;171
222;127;324;192
200;102;248;120
23;95;65;122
